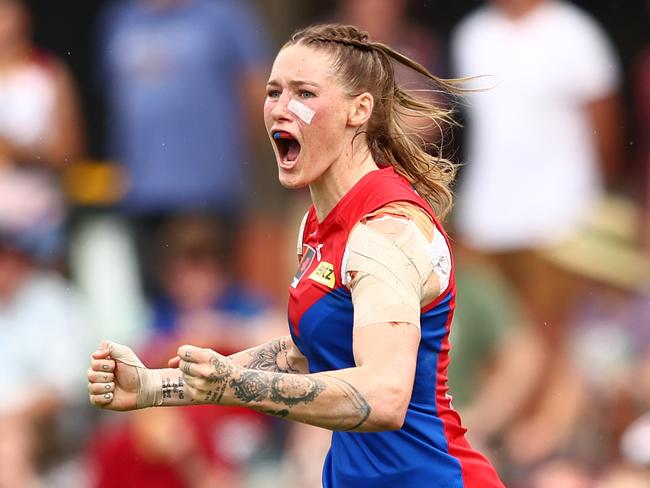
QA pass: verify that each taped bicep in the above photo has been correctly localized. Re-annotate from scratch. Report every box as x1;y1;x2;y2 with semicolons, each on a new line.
344;215;438;330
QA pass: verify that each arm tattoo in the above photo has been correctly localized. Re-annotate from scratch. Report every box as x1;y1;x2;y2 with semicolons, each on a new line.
260;408;289;418
322;374;372;431
229;370;326;405
162;376;185;400
204;356;371;431
244;337;300;374
230;370;271;402
269;374;326;406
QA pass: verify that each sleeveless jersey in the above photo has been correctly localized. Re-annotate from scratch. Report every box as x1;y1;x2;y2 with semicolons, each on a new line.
288;167;504;488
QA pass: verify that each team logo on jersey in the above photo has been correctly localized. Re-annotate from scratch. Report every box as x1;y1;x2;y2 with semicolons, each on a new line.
309;261;335;288
291;245;316;288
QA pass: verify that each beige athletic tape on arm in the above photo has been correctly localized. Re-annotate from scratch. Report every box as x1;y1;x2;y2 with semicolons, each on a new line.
364;202;435;241
346;219;434;329
364;203;450;298
106;341;163;409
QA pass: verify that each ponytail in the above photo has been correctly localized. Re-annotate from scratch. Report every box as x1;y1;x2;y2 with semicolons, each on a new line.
286;24;466;219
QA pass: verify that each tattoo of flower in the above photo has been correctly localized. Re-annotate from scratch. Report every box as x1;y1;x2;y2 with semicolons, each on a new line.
229;371;271;403
245;337;299;374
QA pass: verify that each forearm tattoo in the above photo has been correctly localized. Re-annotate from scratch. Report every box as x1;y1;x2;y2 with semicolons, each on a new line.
322;374;372;431
243;337;300;374
162;376;185;401
205;356;371;430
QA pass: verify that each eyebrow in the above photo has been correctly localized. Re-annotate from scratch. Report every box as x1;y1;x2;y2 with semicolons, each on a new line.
266;79;322;89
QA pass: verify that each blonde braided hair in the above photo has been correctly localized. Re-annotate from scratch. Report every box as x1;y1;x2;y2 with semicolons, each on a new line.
285;24;464;219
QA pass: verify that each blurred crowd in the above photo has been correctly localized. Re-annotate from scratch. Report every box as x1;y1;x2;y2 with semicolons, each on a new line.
0;0;648;487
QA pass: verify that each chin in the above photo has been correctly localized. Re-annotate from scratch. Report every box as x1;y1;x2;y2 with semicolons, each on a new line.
277;169;309;189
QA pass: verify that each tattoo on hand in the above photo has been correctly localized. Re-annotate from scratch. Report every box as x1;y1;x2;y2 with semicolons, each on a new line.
204;356;236;404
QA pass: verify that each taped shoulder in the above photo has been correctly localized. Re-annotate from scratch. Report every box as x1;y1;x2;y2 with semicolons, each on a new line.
346;222;424;329
365;201;451;298
363;201;435;241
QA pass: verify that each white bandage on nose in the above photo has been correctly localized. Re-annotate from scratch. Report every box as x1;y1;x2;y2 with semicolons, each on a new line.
288;99;315;125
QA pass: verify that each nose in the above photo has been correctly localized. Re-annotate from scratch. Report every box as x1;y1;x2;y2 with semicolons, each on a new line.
270;92;293;122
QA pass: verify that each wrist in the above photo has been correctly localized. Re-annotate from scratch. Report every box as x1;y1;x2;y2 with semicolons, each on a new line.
137;368;164;408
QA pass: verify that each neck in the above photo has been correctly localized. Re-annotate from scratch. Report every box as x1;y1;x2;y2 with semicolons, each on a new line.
0;42;30;68
309;144;379;222
497;0;546;19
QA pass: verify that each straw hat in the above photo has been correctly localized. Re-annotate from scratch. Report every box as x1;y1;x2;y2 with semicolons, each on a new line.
540;195;650;290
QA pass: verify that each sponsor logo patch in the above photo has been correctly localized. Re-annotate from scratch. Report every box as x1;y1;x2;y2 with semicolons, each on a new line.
309;261;335;288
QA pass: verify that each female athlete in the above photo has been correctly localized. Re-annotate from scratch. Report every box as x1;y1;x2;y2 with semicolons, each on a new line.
88;24;504;488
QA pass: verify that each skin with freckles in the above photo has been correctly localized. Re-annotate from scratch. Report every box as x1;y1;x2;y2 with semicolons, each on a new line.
264;44;377;221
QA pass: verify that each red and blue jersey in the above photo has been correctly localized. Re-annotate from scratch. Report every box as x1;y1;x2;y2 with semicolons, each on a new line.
288;167;504;487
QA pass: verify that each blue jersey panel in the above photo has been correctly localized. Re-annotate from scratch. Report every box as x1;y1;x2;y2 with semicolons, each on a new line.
291;287;356;373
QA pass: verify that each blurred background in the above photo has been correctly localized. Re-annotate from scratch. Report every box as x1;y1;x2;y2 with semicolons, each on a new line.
0;0;648;486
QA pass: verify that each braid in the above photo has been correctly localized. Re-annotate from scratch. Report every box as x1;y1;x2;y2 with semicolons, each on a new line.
291;24;373;51
284;24;467;219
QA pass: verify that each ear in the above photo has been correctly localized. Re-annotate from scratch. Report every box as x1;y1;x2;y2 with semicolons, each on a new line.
347;92;374;128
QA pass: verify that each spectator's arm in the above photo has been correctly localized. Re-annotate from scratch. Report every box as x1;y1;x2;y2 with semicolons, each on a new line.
45;61;85;166
504;355;586;465
461;325;547;443
585;91;624;184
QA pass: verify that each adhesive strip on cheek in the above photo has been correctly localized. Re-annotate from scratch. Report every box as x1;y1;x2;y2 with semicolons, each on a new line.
288;99;315;125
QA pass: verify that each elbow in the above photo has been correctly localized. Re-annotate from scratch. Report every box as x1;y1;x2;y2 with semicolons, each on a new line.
380;410;407;431
372;387;410;431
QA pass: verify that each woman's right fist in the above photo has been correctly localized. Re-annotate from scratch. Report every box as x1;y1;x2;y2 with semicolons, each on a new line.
87;340;143;411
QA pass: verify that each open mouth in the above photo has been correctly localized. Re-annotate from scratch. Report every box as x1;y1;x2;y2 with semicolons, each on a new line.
272;131;301;163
